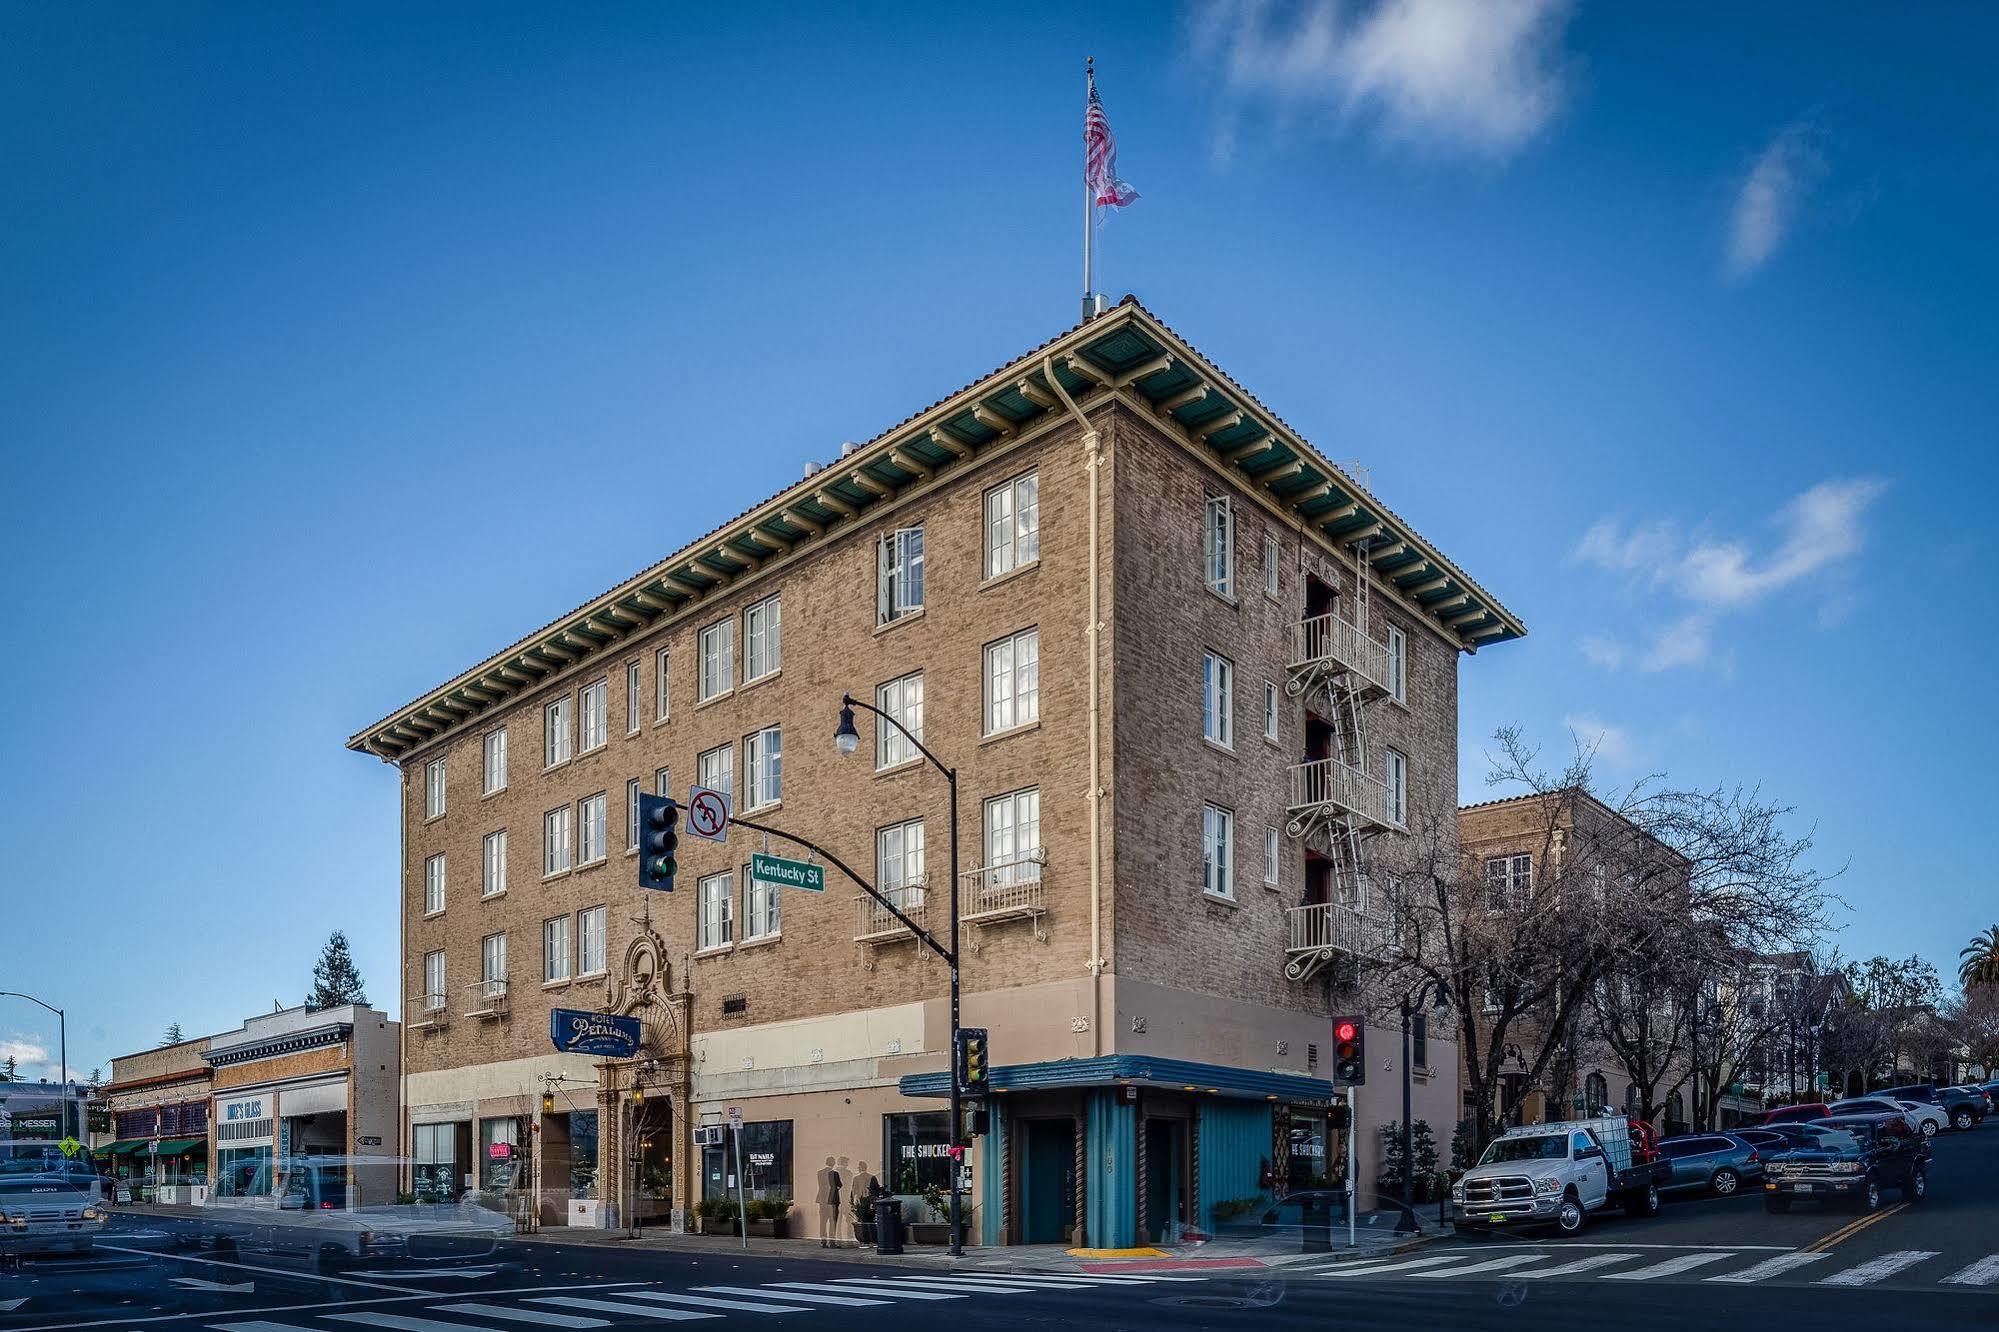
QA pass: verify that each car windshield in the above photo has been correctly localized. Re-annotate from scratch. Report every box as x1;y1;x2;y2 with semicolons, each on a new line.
0;1141;99;1183
1807;1127;1869;1150
1480;1135;1566;1163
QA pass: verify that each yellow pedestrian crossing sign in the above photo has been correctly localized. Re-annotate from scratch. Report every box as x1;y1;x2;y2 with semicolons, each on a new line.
57;1136;82;1158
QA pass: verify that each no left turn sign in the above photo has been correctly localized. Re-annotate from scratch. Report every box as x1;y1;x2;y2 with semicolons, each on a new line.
687;786;730;842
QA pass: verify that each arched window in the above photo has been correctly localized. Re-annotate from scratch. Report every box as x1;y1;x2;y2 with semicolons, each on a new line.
1583;1072;1608;1112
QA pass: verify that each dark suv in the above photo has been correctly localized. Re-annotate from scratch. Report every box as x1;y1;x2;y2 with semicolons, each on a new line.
1762;1114;1929;1213
1880;1083;1987;1131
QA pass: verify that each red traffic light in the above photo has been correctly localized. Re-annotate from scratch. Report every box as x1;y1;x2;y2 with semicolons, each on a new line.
1335;1021;1358;1042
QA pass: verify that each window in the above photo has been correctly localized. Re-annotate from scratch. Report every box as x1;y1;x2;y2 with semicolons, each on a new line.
1204;495;1234;597
743;594;782;682
1485;853;1533;910
579;679;608;752
482;829;507;897
483;728;508;794
422;950;445;1011
1383;872;1406;947
877;818;926;906
1385;747;1408;826
699;619;733;701
626;778;642;851
982;788;1040;882
578;905;606;976
743;726;782;810
544;915;573;983
1202;804;1234;899
655;648;671;720
1202;651;1234;747
1413;1014;1429;1071
626;661;642;734
878;526;925;624
697;871;734;950
544;806;573;876
544;696;573;767
1264;531;1280;599
655;766;671;797
578;791;607;865
876;672;924;769
983;627;1040;734
1386;627;1407;703
744;865;782;940
1263;682;1278;743
481;932;507;988
983;471;1040;578
423;853;445;914
697;744;733;800
1264;826;1280;887
703;1120;794;1204
883;1111;953;1193
425;758;447;818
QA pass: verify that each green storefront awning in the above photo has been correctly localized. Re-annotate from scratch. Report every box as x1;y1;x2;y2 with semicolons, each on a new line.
100;1139;149;1155
151;1138;205;1156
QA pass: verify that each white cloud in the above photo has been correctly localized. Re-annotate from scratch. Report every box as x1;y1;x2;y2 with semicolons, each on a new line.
1727;120;1828;279
1636;613;1714;674
1186;0;1575;160
1578;634;1625;670
1;1037;52;1076
1563;712;1634;766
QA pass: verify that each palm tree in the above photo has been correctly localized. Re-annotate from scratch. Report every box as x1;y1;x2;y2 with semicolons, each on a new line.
1960;925;1999;987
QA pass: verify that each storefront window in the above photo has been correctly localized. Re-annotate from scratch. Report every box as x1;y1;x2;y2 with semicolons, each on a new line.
479;1116;523;1191
569;1111;599;1199
215;1147;271;1197
701;1120;794;1204
883;1111;952;1195
413;1122;462;1202
1286;1110;1332;1192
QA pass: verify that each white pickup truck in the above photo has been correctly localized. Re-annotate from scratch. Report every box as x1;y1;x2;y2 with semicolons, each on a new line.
1451;1117;1670;1237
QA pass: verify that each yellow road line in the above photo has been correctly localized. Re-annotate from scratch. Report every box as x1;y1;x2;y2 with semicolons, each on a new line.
1804;1203;1904;1253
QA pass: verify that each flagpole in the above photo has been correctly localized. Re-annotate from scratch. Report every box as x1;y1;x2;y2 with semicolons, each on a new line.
1082;57;1094;320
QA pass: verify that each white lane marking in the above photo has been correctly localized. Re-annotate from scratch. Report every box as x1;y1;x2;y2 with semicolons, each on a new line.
1068;1274;1207;1281
1941;1254;1999;1287
213;1324;321;1332
331;1315;521;1332
527;1297;716;1321
99;1244;425;1295
960;1273;1173;1283
1513;1254;1642;1279
1819;1251;1941;1287
616;1292;813;1315
1604;1252;1737;1281
1314;1254;1494;1277
927;1275;1113;1288
172;1279;256;1294
694;1286;888;1307
437;1305;608;1328
1706;1253;1833;1284
1450;1241;1793;1251
0;1301;28;1315
15;1286;642;1332
369;1271;500;1281
834;1277;1038;1293
1405;1255;1549;1279
765;1281;961;1301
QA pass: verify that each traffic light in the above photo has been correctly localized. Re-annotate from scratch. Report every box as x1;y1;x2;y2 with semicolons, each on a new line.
637;794;680;891
960;1101;990;1140
1333;1017;1366;1085
956;1027;989;1094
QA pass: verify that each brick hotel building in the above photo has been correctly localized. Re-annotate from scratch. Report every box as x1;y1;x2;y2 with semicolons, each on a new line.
348;299;1525;1245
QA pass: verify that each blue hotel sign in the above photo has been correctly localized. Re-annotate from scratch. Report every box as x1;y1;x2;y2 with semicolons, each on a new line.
550;1009;641;1059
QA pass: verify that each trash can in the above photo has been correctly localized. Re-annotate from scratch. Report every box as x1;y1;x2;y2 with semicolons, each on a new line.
873;1196;905;1255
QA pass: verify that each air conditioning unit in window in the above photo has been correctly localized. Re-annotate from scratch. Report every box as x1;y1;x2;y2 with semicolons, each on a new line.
693;1125;727;1147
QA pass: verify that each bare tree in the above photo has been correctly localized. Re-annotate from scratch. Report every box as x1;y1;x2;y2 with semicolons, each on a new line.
1945;985;1999;1079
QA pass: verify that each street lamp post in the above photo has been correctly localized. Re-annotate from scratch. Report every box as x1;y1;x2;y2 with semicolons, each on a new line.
0;991;68;1139
834;693;964;1256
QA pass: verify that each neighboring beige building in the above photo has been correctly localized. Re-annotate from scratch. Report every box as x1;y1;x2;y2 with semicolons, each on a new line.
349;299;1525;1244
100;1036;213;1197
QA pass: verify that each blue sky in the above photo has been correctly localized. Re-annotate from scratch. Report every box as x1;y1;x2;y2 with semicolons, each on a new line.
3;1;1993;1079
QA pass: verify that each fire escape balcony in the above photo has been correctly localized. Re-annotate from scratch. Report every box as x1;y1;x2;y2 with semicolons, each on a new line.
1287;612;1391;702
407;990;450;1031
854;884;929;945
462;978;508;1020
1284;901;1380;980
1287;756;1397;836
961;849;1049;948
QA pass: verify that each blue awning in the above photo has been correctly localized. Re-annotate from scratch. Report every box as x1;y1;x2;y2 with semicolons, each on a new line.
898;1055;1337;1104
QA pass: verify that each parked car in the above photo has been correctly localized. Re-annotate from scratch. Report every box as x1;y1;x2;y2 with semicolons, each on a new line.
1890;1100;1949;1138
1735;1127;1811;1157
1450;1118;1670;1237
1753;1103;1832;1126
1880;1083;1986;1129
1655;1132;1763;1196
1762;1114;1929;1213
1829;1097;1923;1132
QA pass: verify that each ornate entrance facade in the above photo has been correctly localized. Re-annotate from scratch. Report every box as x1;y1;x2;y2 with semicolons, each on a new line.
593;922;693;1227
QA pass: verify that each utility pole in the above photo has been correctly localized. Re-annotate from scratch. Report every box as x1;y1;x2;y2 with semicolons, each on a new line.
0;993;66;1139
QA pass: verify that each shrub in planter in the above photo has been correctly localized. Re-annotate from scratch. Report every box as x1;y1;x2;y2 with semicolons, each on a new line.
696;1198;740;1236
744;1198;792;1238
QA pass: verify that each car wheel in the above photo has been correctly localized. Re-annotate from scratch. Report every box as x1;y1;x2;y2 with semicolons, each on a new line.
1920;1119;1938;1138
1765;1196;1791;1214
1711;1168;1741;1197
1858;1179;1881;1212
1953;1110;1973;1131
1622;1184;1661;1218
1906;1168;1926;1204
1554;1193;1587;1236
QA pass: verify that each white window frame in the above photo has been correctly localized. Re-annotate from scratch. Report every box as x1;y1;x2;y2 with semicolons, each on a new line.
483;727;508;794
743;594;782;683
1202;651;1234;749
422;950;445;1011
626;778;642;851
1264;825;1280;887
875;671;924;770
1387;626;1408;704
424;758;446;819
1202;804;1235;900
877;818;927;907
543;806;573;877
878;525;926;624
1263;681;1279;743
578;678;608;753
544;695;574;768
577;905;607;977
1486;853;1533;911
697;871;734;951
482;829;507;898
697;744;733;801
626;660;642;734
481;931;507;986
1385;747;1408;827
982;787;1041;884
655;648;671;720
743;726;782;811
1204;495;1234;599
1263;531;1280;600
699;619;733;702
744;866;782;941
655;766;672;797
983;471;1040;579
577;791;607;865
983;627;1040;735
423;853;445;915
543;915;573;984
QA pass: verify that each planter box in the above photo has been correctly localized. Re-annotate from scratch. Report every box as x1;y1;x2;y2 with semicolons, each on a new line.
745;1217;790;1239
853;1222;877;1246
907;1222;952;1245
697;1216;740;1236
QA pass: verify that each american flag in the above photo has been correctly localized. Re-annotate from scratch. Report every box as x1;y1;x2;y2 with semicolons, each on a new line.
1085;70;1139;210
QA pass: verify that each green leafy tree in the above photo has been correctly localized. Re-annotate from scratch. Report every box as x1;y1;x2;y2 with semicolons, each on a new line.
1960;926;1999;988
307;930;369;1008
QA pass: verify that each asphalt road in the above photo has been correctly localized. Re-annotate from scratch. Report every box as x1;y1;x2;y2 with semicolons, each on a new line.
3;1124;1994;1332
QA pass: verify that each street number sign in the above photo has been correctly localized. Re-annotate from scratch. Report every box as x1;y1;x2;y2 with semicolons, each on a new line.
686;786;730;842
750;851;825;893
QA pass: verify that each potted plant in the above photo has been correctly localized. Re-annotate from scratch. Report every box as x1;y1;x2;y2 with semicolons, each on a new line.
907;1182;958;1245
744;1198;792;1238
850;1190;876;1246
696;1197;740;1236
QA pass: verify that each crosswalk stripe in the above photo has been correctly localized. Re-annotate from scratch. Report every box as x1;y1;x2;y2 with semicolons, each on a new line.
834;1276;1039;1293
1069;1274;1207;1282
1819;1251;1940;1287
213;1323;319;1332
331;1315;516;1332
1706;1253;1832;1284
957;1272;1167;1283
1405;1255;1548;1279
616;1291;813;1315
1313;1254;1486;1278
1941;1254;1999;1287
695;1286;889;1307
1604;1253;1737;1281
1513;1253;1642;1279
928;1275;1114;1288
766;1281;962;1301
527;1297;717;1321
437;1305;610;1328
